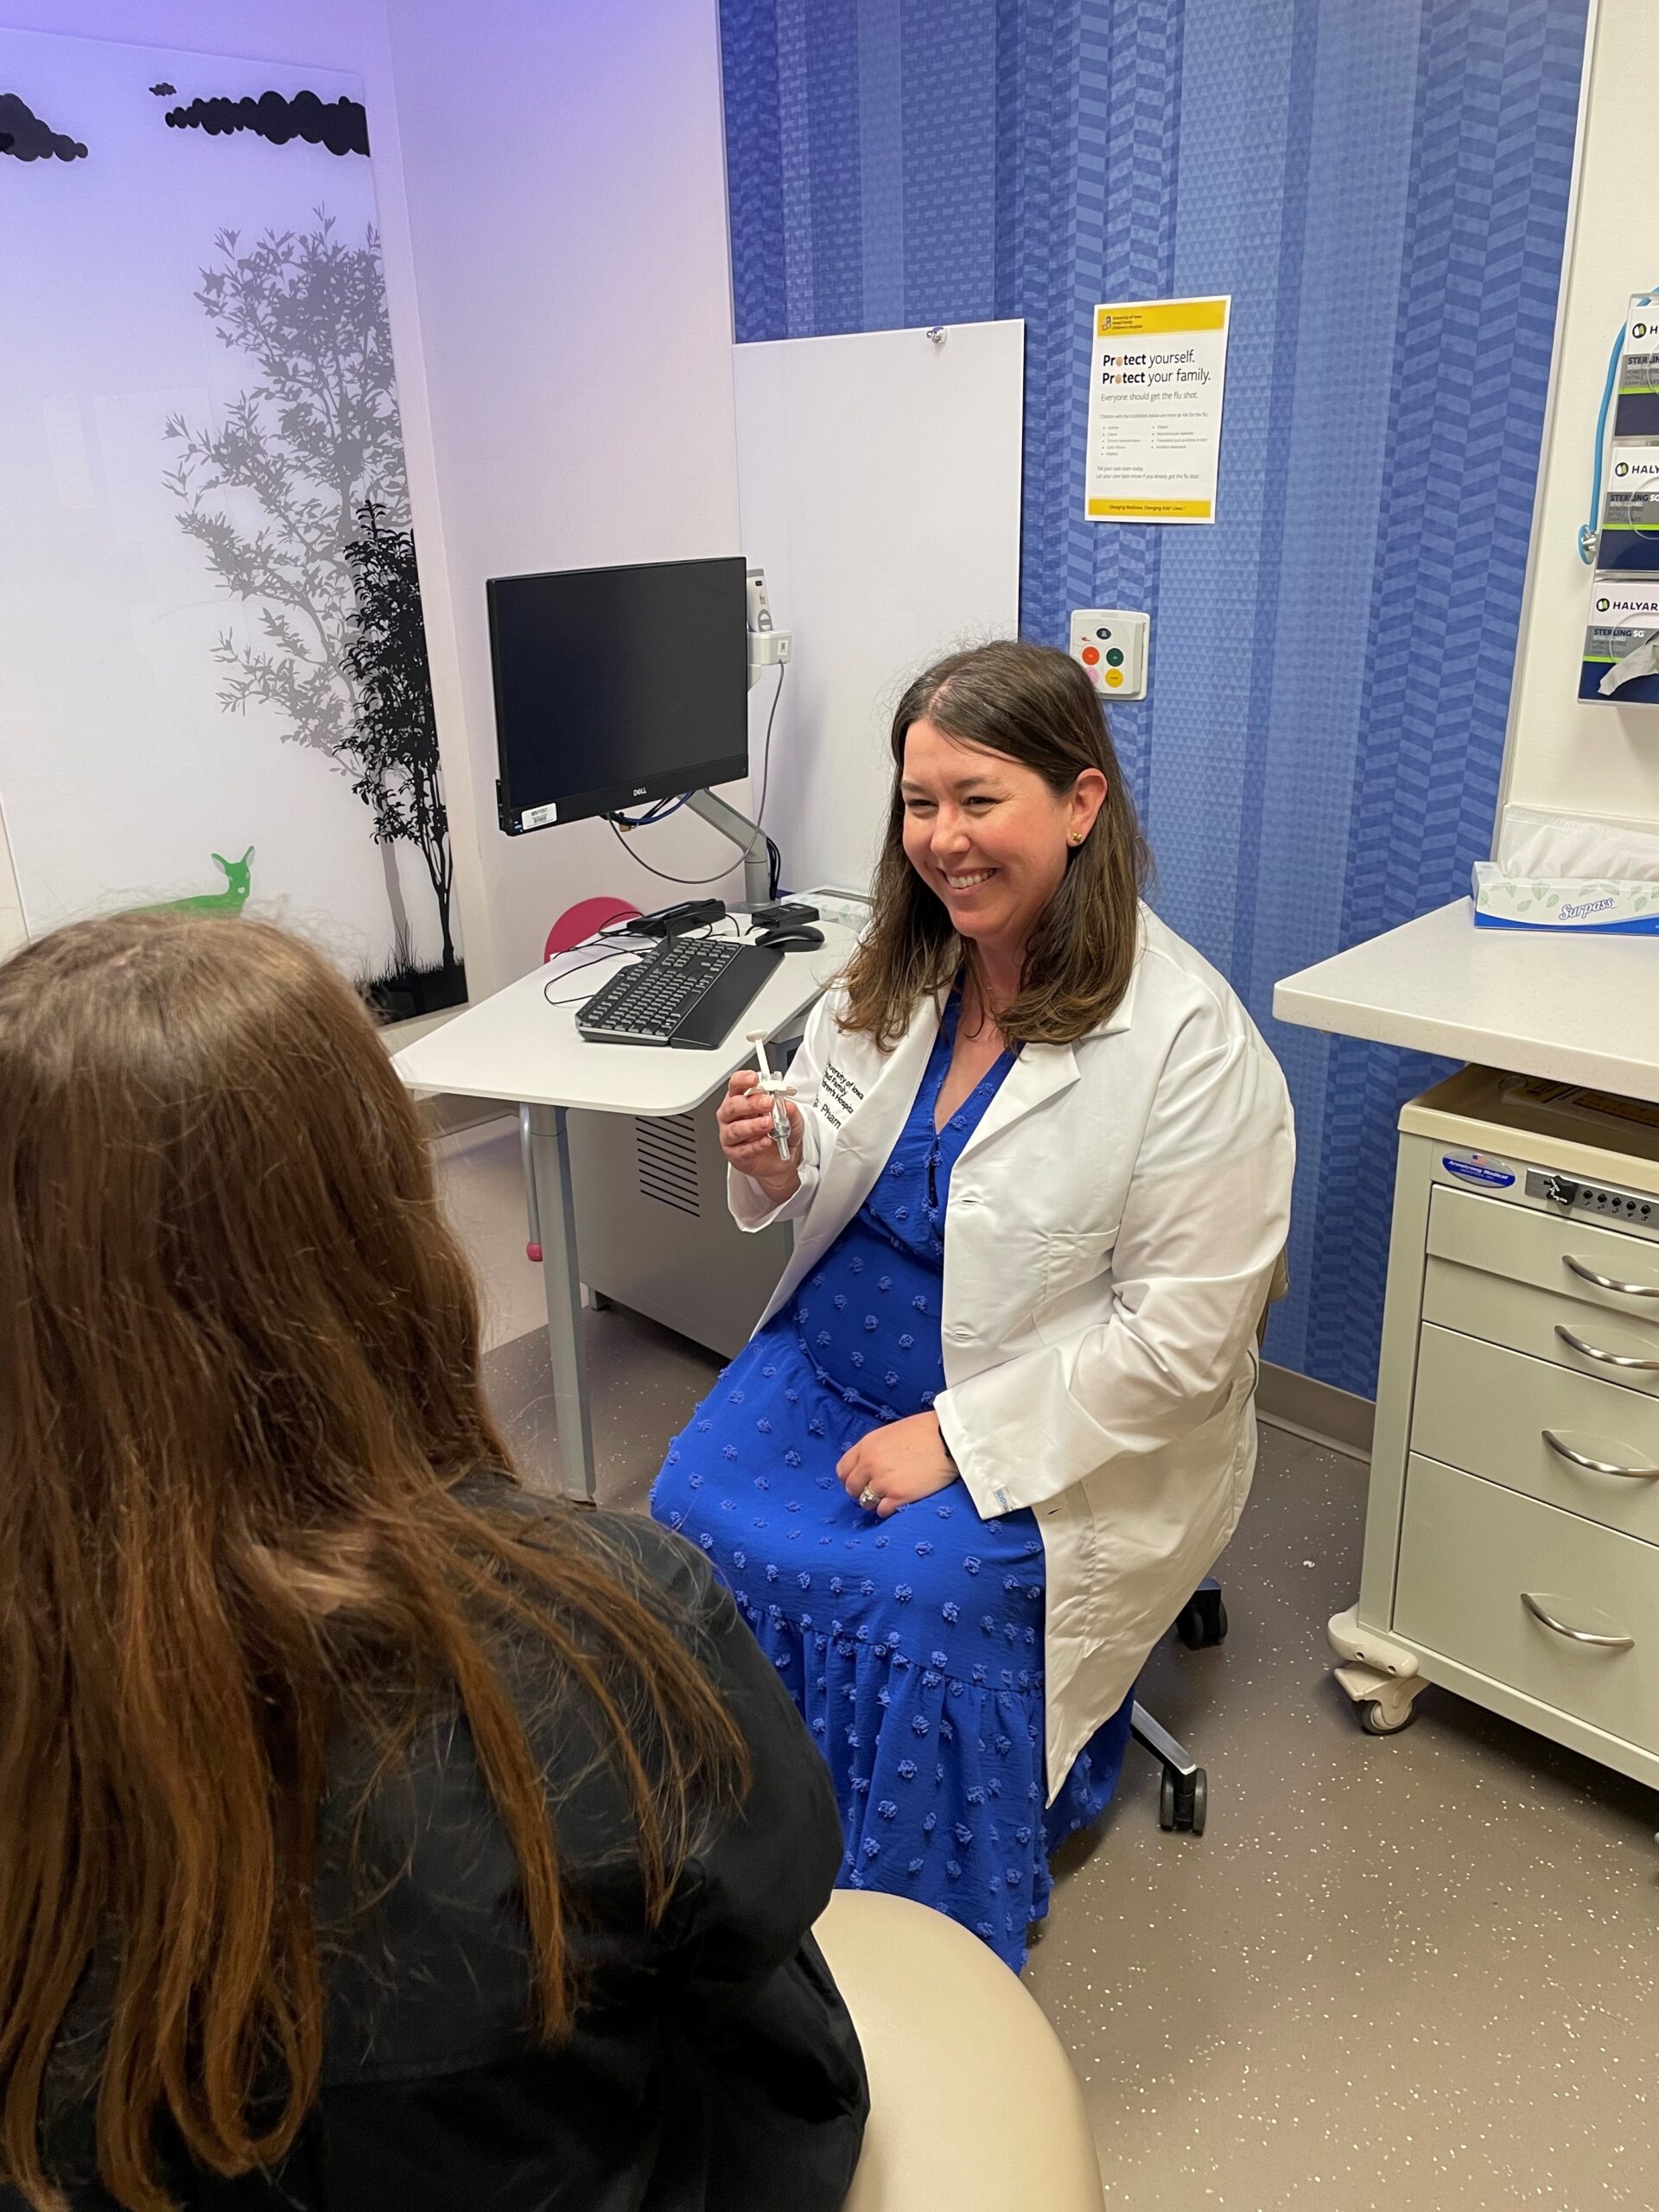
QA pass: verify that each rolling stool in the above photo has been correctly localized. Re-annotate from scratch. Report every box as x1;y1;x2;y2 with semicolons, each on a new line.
815;1891;1104;2212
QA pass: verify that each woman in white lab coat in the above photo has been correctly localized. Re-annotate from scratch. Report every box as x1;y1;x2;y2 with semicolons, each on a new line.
652;639;1294;1965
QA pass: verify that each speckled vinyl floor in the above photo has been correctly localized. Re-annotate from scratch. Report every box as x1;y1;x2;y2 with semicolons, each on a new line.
448;1130;1659;2209
1027;1434;1659;2210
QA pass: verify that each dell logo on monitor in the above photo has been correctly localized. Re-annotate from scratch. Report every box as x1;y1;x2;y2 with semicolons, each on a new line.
632;785;647;796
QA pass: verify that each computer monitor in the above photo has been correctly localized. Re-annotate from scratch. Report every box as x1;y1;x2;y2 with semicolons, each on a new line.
488;556;749;834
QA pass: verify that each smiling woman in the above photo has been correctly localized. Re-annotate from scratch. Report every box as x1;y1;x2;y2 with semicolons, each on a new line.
654;639;1295;1968
843;641;1151;1052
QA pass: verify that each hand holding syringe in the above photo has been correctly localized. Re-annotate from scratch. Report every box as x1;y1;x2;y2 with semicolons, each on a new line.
748;1032;797;1162
715;1038;802;1192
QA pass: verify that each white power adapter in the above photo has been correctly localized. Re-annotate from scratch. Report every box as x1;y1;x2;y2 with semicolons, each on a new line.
1069;608;1148;700
747;566;793;689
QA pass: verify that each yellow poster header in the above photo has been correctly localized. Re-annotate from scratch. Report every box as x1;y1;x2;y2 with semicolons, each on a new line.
1086;496;1212;520
1095;297;1228;337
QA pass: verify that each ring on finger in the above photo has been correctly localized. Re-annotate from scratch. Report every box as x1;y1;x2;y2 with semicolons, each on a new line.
858;1486;877;1510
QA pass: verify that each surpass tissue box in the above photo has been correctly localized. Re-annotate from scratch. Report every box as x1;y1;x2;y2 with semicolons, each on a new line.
1471;862;1659;935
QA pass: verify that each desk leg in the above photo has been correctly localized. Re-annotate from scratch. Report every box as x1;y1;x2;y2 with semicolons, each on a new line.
524;1103;597;1503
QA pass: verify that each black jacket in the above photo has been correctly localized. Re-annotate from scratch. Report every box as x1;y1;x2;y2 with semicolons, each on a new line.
12;1499;867;2211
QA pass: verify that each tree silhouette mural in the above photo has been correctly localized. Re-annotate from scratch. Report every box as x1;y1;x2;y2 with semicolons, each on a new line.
163;209;461;1013
345;501;457;988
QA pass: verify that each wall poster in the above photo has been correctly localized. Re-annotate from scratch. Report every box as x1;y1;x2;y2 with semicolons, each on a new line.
1084;295;1230;524
0;30;463;1018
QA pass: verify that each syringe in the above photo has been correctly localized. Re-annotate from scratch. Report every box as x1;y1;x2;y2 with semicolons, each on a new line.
747;1032;797;1162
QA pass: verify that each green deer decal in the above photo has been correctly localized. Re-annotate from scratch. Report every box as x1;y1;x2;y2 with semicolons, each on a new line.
136;847;255;918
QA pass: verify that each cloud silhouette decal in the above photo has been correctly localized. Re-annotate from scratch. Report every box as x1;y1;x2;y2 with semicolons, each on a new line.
164;88;367;157
149;82;177;97
0;92;88;162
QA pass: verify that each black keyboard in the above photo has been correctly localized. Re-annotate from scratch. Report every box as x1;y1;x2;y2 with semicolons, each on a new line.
575;936;783;1049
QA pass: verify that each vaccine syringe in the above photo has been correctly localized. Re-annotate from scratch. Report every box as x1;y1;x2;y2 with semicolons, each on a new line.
747;1032;797;1162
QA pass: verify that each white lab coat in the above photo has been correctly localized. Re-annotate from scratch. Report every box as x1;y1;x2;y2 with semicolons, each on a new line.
729;906;1295;1798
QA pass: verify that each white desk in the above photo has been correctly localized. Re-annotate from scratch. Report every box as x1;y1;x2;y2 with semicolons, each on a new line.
393;924;859;1502
1273;898;1659;1103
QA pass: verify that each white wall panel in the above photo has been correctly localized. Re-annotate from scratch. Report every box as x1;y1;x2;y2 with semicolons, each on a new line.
385;0;747;986
734;321;1024;898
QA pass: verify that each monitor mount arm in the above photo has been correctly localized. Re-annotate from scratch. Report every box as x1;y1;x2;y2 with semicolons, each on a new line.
683;788;771;905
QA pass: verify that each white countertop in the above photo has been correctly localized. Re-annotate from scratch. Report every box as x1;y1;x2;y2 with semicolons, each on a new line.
1273;899;1659;1103
393;921;860;1116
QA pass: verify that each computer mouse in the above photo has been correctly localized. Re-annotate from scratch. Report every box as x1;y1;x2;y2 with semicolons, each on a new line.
754;923;825;951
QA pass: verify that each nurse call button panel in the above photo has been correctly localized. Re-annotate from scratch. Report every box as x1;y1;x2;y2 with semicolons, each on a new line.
1070;608;1149;700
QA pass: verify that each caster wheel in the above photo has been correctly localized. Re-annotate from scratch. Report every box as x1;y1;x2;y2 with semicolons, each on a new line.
1187;1770;1207;1836
1358;1698;1418;1737
1175;1589;1229;1649
1159;1767;1208;1834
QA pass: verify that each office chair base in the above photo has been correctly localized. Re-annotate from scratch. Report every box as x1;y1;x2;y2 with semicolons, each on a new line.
1130;1703;1208;1836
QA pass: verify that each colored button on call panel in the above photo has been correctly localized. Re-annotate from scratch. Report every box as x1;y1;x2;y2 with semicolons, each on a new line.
1104;669;1124;687
1104;648;1124;666
1081;645;1100;665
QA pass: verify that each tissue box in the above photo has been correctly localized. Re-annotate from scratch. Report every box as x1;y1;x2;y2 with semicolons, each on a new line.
1471;863;1659;934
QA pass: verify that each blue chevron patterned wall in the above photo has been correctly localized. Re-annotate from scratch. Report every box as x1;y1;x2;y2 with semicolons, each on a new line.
721;0;1588;1398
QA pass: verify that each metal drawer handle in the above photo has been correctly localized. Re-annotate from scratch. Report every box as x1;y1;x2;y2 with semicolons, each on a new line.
1564;1254;1659;1300
1554;1324;1659;1371
1541;1429;1659;1479
1521;1592;1636;1650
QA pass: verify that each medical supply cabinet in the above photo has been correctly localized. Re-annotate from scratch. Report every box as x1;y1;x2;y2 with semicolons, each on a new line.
1332;1065;1659;1788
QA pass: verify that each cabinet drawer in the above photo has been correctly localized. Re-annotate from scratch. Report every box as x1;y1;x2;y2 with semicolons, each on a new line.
1395;1454;1659;1757
1411;1325;1659;1543
1421;1262;1659;1398
1427;1184;1659;1305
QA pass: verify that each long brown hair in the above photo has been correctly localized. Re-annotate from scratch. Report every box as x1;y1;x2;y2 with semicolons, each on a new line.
0;914;745;2212
841;639;1151;1047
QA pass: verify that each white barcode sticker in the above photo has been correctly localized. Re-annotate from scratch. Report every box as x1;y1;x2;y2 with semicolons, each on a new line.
521;802;559;830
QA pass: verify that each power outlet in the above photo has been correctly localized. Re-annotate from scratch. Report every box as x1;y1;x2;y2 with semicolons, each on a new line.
1069;608;1148;700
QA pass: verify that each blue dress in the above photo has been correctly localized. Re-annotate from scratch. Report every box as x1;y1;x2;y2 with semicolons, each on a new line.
652;989;1133;1968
